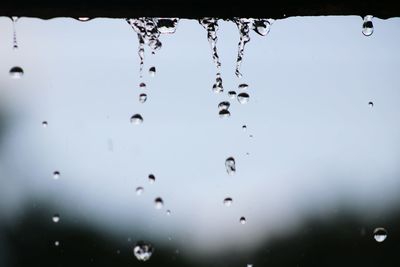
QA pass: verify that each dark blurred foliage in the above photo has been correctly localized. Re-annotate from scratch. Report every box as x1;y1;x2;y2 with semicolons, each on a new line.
2;204;400;267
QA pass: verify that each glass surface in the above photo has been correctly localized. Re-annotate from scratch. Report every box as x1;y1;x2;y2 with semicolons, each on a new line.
0;16;400;266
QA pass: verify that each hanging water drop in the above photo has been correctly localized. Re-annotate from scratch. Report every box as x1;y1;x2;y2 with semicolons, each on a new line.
252;19;271;36
53;171;60;180
149;66;156;77
154;197;164;209
219;109;231;118
11;16;19;50
240;216;247;224
9;66;23;79
225;157;236;175
78;17;90;22
133;241;154;261
238;83;249;90
362;15;374;36
139;93;147;103
52;214;60;223
136;187;144;195
148;174;156;183
157;18;179;34
223;197;233;207
237;92;250;104
234;18;252;78
218;101;230;111
228;91;237;99
373;227;387;242
130;114;143;125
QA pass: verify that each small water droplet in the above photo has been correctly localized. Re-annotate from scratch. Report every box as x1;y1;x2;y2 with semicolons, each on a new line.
242;125;247;131
139;82;146;89
362;15;374;36
219;109;231;118
373;227;387;242
52;214;60;223
225;157;236;175
237;93;250;104
154;197;164;209
240;216;247;224
166;210;171;216
136;187;144;195
54;241;60;247
133;241;154;261
157;18;179;34
212;73;224;93
252;19;271;36
223;197;233;207
238;84;248;90
130;114;143;125
228;91;237;99
368;101;374;107
53;171;60;180
42;121;48;128
139;93;147;103
149;66;156;77
218;101;230;111
9;66;23;79
148;174;156;183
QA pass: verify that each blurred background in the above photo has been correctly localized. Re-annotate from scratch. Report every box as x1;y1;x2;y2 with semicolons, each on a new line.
0;16;400;266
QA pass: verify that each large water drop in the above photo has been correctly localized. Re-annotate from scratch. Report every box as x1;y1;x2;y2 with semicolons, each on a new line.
373;227;387;242
9;66;23;79
362;15;374;36
237;92;250;104
234;18;252;78
133;241;154;261
223;197;233;207
130;114;143;125
225;157;236;175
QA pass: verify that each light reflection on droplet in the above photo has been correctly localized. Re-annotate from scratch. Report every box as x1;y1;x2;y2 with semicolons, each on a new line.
9;66;23;79
130;114;143;125
223;197;233;207
53;171;60;180
154;197;164;209
240;217;247;224
373;227;387;242
52;214;60;223
148;174;156;183
133;241;154;261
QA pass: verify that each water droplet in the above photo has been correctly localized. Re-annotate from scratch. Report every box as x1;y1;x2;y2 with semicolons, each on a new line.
212;72;224;93
219;109;231;118
234;18;252;78
133;241;154;261
149;66;156;77
225;157;236;175
9;66;23;79
139;93;147;103
148;174;156;183
368;101;374;107
139;82;146;89
136;187;144;195
228;91;237;99
157;18;179;34
78;17;90;22
223;197;233;207
247;264;253;267
362;15;374;36
42;121;48;128
242;125;247;131
154;197;164;209
252;19;271;36
237;93;250;104
373;227;387;242
238;83;248;90
54;241;60;247
218;101;230;111
240;216;247;224
130;114;143;125
53;171;60;180
166;210;171;216
52;214;60;223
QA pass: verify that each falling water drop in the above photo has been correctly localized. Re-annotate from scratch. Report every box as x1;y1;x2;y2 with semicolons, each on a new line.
252;19;271;36
242;125;247;131
54;241;60;247
237;92;250;104
212;73;224;93
238;83;249;90
362;15;374;36
166;210;171;216
228;91;237;99
223;197;233;207
53;171;60;180
368;101;374;108
240;216;247;224
148;174;156;183
149;66;156;77
9;66;24;79
219;109;231;118
11;16;19;50
136;187;144;195
42;121;48;128
247;264;253;267
133;241;154;261
139;82;146;89
218;101;230;111
234;18;252;78
225;157;236;175
52;214;60;223
157;18;179;34
154;197;164;209
139;93;147;103
130;114;143;125
373;227;387;242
